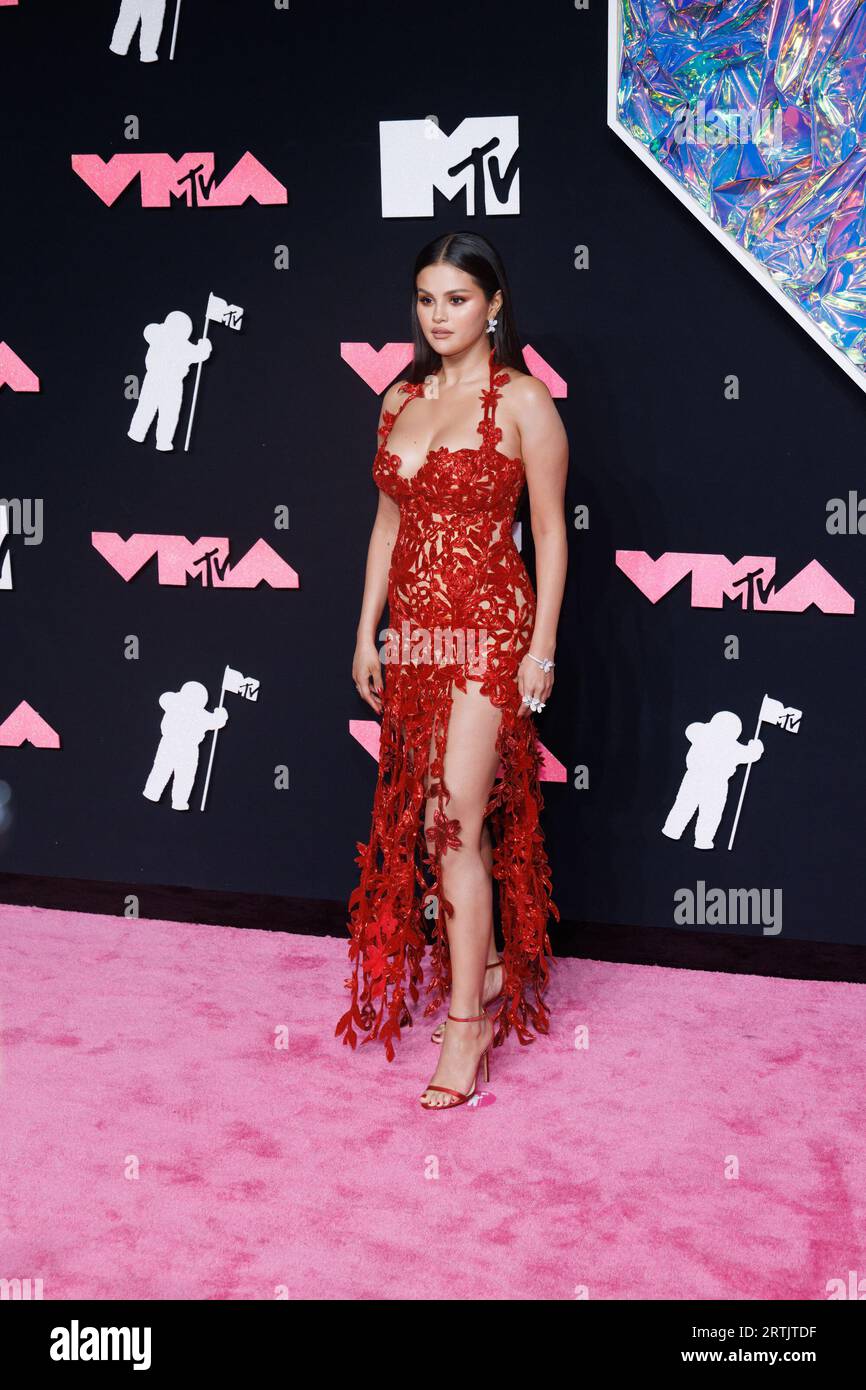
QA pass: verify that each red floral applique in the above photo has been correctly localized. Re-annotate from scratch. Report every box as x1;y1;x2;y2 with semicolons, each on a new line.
335;348;559;1060
424;808;463;857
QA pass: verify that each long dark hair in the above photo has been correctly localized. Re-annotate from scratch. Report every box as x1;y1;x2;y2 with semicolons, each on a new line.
404;231;528;383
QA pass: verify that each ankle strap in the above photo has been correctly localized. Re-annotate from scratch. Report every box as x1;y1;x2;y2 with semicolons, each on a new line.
447;1011;487;1022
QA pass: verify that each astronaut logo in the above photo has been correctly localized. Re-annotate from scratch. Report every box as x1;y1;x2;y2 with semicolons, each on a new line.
142;681;227;812
662;696;803;852
127;311;211;452
109;0;171;64
663;712;763;851
127;294;243;453
142;665;259;813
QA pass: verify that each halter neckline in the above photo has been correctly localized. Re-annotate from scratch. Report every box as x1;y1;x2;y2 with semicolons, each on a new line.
378;344;513;487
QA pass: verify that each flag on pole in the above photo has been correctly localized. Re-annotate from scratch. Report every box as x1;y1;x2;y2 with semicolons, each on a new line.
759;696;802;733
183;292;244;452
727;692;802;849
206;292;244;331
223;666;259;701
199;665;260;812
170;0;183;60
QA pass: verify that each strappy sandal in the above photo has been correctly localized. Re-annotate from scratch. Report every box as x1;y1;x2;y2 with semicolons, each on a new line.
419;1010;492;1110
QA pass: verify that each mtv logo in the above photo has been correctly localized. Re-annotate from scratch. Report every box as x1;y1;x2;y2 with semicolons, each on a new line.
379;117;519;218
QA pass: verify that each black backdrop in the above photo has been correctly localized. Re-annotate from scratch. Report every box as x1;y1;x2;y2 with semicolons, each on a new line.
1;0;863;948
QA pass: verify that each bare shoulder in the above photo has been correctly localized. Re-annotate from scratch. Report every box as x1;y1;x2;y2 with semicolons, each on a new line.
498;365;554;418
499;363;567;469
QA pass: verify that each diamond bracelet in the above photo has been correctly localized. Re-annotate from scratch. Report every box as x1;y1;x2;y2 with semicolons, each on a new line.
527;653;555;673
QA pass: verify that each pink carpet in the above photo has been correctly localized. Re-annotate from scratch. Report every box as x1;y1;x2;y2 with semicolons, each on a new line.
0;903;863;1300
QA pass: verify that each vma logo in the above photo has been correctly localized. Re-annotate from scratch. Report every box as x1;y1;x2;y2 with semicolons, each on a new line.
92;534;299;588
71;152;287;208
616;552;854;614
379;117;519;218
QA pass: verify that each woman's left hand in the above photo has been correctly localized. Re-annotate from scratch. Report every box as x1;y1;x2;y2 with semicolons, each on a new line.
517;654;554;718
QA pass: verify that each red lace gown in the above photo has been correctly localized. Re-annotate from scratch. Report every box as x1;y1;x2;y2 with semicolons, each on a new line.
336;346;559;1061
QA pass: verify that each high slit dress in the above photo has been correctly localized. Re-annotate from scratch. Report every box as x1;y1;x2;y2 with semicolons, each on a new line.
336;346;559;1062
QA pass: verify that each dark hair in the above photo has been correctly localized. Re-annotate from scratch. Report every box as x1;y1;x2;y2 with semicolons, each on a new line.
404;230;528;383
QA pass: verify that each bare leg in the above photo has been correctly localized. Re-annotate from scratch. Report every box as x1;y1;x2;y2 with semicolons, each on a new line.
474;819;499;968
429;818;501;1043
420;681;502;1106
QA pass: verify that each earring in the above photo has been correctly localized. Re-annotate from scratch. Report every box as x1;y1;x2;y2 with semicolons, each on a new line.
486;316;498;335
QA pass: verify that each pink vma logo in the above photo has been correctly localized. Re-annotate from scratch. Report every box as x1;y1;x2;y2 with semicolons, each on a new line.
92;534;299;588
71;153;287;207
616;551;854;614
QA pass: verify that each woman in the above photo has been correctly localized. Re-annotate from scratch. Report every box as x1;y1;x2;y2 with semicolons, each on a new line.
336;231;569;1110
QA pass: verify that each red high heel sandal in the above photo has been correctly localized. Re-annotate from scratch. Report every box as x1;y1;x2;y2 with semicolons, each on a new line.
419;1010;492;1110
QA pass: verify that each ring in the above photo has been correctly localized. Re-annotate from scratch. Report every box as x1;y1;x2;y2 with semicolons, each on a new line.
522;694;546;712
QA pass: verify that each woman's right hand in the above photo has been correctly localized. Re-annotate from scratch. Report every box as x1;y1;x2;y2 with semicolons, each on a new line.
353;639;384;714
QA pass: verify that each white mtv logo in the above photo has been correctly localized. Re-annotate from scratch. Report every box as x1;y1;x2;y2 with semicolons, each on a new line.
379;117;520;217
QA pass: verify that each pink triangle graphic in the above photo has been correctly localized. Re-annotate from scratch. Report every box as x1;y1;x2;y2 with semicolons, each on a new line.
0;342;39;391
350;718;566;782
0;701;61;748
521;345;567;397
341;343;415;393
341;341;565;397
